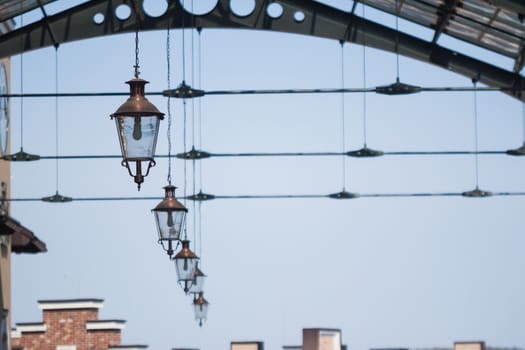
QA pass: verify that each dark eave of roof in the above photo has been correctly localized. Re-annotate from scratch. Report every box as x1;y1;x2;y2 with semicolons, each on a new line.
0;216;47;254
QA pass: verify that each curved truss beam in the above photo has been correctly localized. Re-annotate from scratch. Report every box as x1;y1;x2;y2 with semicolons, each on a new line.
0;0;523;102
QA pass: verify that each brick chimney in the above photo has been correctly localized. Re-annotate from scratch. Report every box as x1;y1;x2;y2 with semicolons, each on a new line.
11;299;141;350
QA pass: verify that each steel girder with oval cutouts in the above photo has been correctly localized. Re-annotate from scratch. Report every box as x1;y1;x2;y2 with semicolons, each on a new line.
0;0;524;102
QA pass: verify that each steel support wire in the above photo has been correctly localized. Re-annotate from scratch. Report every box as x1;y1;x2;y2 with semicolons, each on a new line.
3;150;510;161
6;191;525;202
0;85;511;99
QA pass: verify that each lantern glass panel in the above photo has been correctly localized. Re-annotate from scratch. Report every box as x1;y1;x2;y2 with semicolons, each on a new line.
175;257;197;281
193;301;208;320
189;273;206;294
154;210;186;241
115;115;160;160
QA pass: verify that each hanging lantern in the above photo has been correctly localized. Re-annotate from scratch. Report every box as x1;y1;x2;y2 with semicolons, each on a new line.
188;261;206;295
111;21;164;190
193;292;209;327
111;77;164;190
174;240;199;293
152;185;187;257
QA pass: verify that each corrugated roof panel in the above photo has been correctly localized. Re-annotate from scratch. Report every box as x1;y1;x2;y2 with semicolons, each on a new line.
446;20;481;41
401;1;438;26
362;0;396;14
453;5;522;57
462;0;497;17
456;6;493;25
422;0;443;6
480;31;520;56
0;0;56;23
493;9;523;37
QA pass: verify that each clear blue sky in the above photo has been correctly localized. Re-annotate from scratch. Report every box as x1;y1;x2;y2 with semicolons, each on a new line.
8;1;525;350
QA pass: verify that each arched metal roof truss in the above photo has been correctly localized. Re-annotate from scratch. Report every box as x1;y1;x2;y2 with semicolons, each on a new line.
0;0;524;101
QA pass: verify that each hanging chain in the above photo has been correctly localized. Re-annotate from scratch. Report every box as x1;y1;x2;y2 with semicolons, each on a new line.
522;18;525;144
522;96;525;144
362;1;368;147
197;28;203;192
192;157;196;251
55;48;59;193
191;28;196;149
473;79;479;188
190;1;198;248
181;0;188;240
19;10;24;149
166;22;172;185
197;28;204;263
134;28;140;78
181;0;186;82
183;98;188;240
198;200;202;266
395;0;400;81
339;41;346;191
133;0;140;78
190;0;196;150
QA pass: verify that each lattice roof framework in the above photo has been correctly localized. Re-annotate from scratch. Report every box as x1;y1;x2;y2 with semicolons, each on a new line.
0;0;524;100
